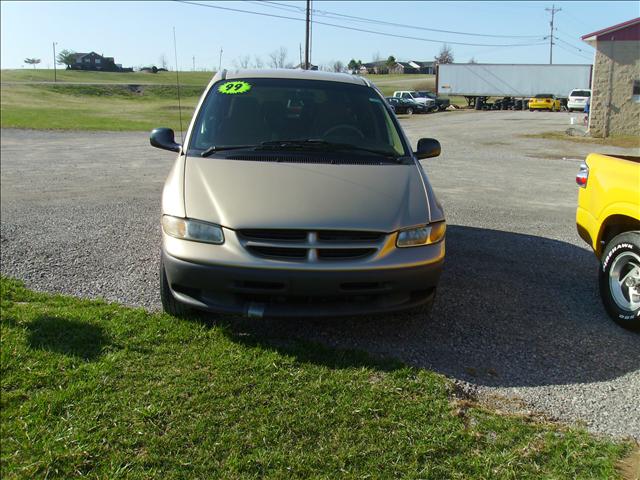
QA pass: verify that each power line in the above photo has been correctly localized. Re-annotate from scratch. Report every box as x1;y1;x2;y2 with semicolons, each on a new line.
466;40;550;60
175;0;548;48
246;0;301;13
553;37;593;61
554;36;588;52
555;30;593;53
559;9;593;32
253;0;546;39
554;42;592;61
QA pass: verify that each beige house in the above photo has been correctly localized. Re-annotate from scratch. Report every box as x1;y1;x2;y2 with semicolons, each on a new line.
581;18;640;138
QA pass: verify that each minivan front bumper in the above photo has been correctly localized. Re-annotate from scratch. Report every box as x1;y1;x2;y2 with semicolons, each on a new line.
162;230;444;317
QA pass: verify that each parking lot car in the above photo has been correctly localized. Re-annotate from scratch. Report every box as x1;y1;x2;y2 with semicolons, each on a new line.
385;97;428;115
567;88;591;112
392;90;437;111
151;69;446;318
415;91;450;111
528;94;562;111
576;153;640;330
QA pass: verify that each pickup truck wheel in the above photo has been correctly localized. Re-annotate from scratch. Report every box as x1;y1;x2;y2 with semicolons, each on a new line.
599;232;640;330
406;107;414;115
160;256;191;318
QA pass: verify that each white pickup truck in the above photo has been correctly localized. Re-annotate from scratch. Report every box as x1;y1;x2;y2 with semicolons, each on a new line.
393;91;437;111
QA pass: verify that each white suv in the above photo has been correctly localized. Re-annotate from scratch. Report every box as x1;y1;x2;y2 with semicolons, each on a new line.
567;89;591;112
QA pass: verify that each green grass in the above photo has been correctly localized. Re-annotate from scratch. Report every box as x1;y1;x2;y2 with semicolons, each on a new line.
0;71;466;131
1;81;466;132
522;131;640;149
1;84;202;131
367;74;435;97
2;70;433;90
0;277;631;479
1;70;424;87
1;69;214;86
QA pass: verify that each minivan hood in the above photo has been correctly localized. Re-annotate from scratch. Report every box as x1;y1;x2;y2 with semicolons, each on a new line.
184;156;430;232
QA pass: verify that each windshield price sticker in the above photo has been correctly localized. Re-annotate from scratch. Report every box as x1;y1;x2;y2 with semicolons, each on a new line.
218;81;252;95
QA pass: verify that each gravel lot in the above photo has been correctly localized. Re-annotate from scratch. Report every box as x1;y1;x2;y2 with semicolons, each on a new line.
2;110;639;440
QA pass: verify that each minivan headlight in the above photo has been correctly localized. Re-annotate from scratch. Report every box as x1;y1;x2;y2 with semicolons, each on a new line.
162;215;224;244
396;222;446;247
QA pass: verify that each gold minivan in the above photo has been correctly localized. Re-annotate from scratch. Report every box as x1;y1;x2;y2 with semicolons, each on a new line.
150;69;445;318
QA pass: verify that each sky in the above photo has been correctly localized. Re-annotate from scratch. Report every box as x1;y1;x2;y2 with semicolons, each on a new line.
1;1;638;70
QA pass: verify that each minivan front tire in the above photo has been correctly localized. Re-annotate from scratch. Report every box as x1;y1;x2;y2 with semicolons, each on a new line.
599;231;640;331
160;257;190;317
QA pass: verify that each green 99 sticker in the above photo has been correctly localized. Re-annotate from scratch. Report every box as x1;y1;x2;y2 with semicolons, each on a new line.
218;81;252;94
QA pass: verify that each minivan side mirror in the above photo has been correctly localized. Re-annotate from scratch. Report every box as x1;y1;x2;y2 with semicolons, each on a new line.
150;128;181;152
414;138;441;159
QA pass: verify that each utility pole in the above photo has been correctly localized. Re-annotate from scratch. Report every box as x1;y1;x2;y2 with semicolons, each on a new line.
192;56;195;71
218;48;223;72
304;0;310;69
52;42;57;82
545;4;561;64
309;0;313;67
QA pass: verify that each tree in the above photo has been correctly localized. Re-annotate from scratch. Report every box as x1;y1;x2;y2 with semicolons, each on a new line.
372;51;382;62
253;55;264;69
159;54;168;69
468;57;477;64
347;59;363;73
435;44;454;64
24;58;41;69
56;49;76;68
268;47;288;69
386;55;396;68
332;60;344;73
234;55;251;69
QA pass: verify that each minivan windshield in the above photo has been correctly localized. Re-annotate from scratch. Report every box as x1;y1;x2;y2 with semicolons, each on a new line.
190;78;407;158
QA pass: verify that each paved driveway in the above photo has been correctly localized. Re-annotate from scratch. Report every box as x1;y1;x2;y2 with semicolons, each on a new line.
1;111;639;439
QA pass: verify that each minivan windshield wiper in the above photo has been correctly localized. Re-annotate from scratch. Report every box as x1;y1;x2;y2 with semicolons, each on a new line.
258;139;401;159
200;144;258;157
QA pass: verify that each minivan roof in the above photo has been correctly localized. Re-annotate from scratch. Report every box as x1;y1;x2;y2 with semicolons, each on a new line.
211;68;371;87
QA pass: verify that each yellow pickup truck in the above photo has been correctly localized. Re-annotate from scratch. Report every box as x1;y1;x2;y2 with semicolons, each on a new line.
576;153;640;330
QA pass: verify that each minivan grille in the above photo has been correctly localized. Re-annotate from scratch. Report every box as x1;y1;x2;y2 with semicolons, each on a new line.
237;229;385;262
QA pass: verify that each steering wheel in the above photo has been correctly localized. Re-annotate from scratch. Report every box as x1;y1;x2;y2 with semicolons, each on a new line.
323;124;365;139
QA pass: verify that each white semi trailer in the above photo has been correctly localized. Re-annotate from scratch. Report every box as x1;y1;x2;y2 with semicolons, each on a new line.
436;63;593;109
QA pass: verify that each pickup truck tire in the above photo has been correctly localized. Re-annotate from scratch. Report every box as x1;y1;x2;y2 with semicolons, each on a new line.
599;231;640;330
406;107;414;115
160;256;191;318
